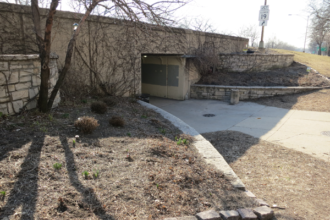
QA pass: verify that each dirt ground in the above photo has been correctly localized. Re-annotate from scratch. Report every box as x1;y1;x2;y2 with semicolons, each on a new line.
247;88;330;112
197;62;330;87
0;98;256;220
202;131;330;220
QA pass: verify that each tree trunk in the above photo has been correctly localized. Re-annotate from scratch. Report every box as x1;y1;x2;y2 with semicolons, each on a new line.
318;44;322;55
47;1;98;111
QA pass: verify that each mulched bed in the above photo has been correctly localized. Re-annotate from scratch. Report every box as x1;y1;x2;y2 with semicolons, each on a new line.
0;98;256;220
197;62;330;87
203;130;330;220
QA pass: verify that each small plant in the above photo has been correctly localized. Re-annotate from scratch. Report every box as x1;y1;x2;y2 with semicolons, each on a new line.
0;191;5;197
48;114;53;121
40;127;48;133
72;139;76;147
62;113;69;119
0;112;2;118
93;170;100;179
74;116;99;134
91;101;107;114
81;99;87;104
127;132;131;137
82;171;89;179
53;163;62;170
176;138;188;145
141;115;148;119
159;128;166;135
109;116;125;127
102;97;116;107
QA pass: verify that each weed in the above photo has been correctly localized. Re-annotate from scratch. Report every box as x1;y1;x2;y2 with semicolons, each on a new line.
53;163;63;170
73;139;76;147
93;170;100;179
62;113;69;119
48;114;53;121
74;116;99;134
82;171;89;179
0;112;2;118
0;191;5;197
91;101;107;114
40;127;48;133
176;138;188;145
109;116;125;127
81;99;87;104
127;132;131;137
159;128;166;135
156;183;159;188
141;115;148;119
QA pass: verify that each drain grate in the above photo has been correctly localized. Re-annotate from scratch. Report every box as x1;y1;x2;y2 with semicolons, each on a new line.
203;114;215;117
321;131;330;137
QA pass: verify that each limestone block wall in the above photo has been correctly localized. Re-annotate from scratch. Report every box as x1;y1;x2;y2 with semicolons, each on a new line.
219;54;294;72
190;84;323;101
0;54;60;115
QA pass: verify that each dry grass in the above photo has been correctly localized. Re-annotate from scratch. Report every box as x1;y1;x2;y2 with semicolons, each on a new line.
272;49;330;78
74;116;100;134
203;131;330;220
0;99;256;220
91;101;107;114
109;116;125;127
103;97;117;107
248;88;330;112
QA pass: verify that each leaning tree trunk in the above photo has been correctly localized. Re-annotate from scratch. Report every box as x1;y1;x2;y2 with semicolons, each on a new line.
46;1;99;111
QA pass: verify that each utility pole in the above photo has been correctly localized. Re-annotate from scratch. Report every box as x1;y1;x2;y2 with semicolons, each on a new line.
259;0;267;51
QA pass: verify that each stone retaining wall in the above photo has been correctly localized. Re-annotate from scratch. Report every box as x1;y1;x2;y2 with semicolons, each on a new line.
0;54;60;115
219;54;294;72
190;84;324;101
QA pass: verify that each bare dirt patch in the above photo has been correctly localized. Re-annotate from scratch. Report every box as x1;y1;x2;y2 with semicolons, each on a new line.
247;88;330;112
0;98;256;220
197;62;330;87
202;130;330;220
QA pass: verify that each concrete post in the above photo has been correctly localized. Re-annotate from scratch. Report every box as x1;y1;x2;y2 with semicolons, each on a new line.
230;89;239;105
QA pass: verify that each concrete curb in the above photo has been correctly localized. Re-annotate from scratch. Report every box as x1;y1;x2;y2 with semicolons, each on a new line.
138;100;246;190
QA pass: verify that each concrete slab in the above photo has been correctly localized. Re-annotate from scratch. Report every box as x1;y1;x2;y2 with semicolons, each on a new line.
150;97;330;161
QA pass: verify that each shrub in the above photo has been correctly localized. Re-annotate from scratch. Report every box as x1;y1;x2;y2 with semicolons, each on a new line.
91;101;107;114
102;97;117;107
109;116;125;127
74;116;99;134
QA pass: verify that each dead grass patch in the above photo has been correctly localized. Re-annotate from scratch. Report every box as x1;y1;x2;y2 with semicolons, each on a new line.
248;88;330;112
272;49;330;78
203;130;330;220
0;99;255;220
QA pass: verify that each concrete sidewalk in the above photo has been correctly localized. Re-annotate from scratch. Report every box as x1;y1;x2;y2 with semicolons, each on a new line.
151;97;330;161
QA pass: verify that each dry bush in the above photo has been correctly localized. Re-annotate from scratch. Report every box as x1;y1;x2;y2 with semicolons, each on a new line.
74;116;99;134
102;97;117;107
91;102;107;114
109;116;125;127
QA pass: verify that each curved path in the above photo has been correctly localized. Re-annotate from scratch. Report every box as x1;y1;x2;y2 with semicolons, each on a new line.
150;97;330;161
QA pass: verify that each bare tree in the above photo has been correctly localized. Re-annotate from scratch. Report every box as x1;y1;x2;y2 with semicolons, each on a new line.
237;25;259;47
178;17;218;33
29;0;189;112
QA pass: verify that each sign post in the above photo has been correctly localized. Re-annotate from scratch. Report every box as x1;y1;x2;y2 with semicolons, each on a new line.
258;0;268;52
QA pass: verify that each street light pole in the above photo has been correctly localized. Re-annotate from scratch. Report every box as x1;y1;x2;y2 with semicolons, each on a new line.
303;15;310;53
288;14;310;53
259;0;267;51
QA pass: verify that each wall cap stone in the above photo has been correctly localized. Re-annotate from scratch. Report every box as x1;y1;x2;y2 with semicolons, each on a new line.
191;84;329;90
0;54;39;61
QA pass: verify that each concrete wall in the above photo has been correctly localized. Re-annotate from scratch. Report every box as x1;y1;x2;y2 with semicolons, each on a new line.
0;54;60;115
0;2;249;96
190;84;322;101
219;54;294;72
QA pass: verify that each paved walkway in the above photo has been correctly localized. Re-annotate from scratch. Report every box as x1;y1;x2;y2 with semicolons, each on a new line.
151;97;330;161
